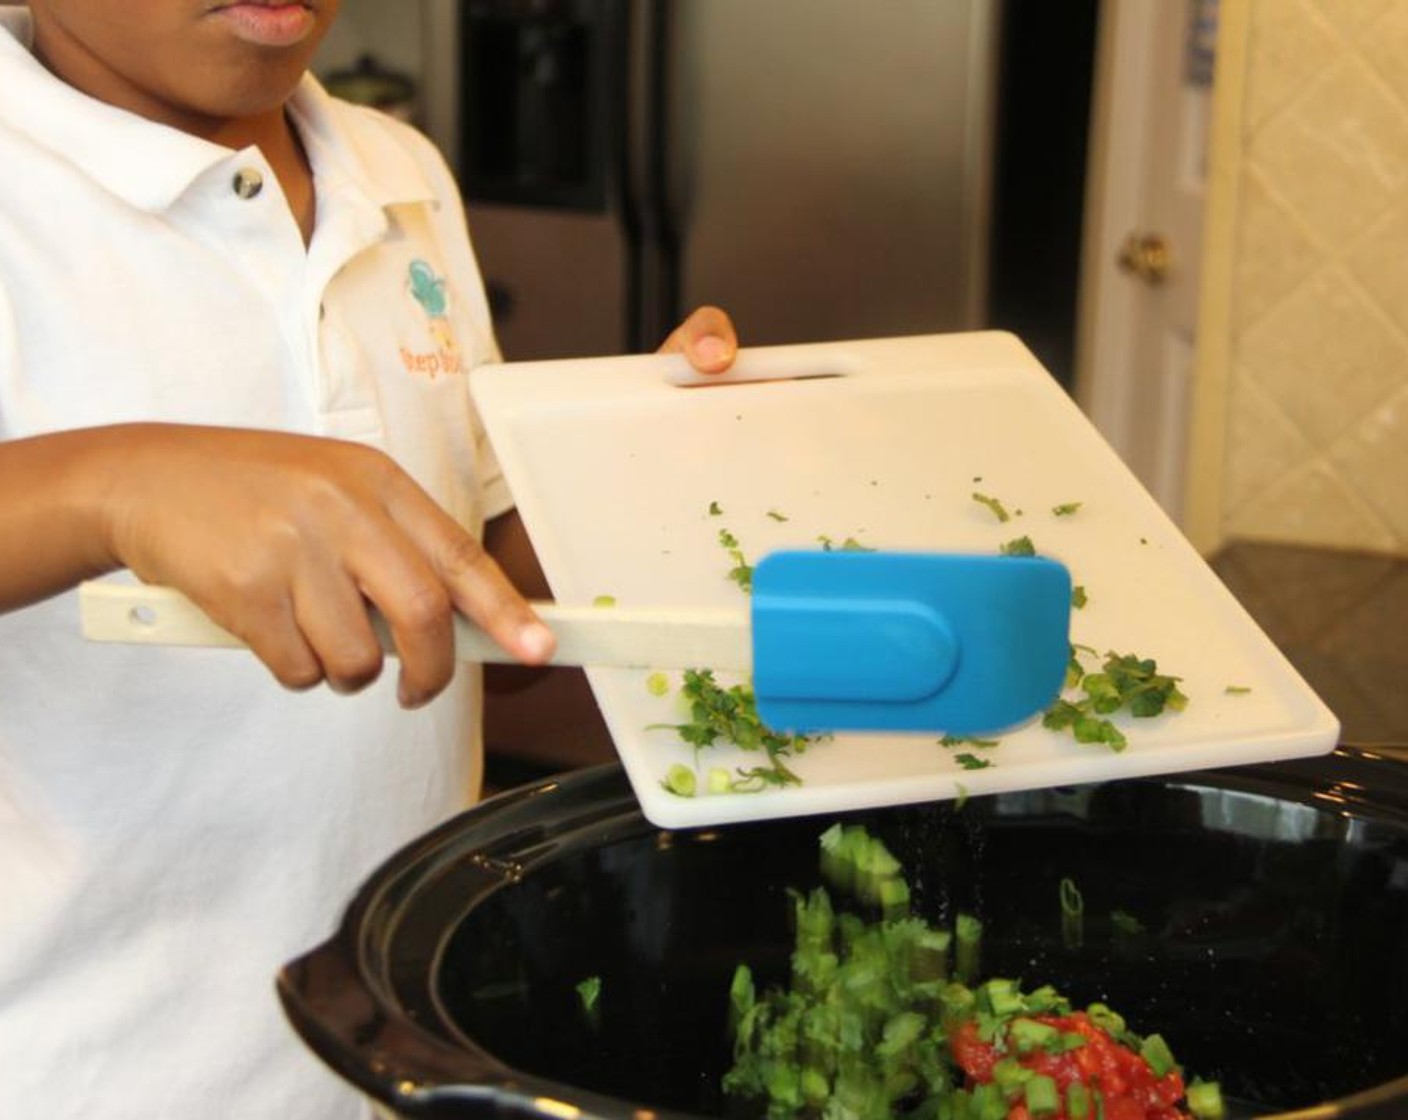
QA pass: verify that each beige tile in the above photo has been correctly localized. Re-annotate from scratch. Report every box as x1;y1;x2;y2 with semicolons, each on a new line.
1246;0;1341;133
1238;264;1408;447
1343;195;1408;339
1233;166;1325;329
1326;383;1408;543
1312;0;1395;36
1224;458;1399;550
1224;370;1317;510
1246;58;1408;247
1357;1;1408;108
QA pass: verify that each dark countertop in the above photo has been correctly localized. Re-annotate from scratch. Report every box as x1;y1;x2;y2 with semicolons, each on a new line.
1209;540;1408;758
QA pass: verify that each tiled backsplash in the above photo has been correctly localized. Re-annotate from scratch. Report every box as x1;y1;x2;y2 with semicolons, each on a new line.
1200;0;1408;554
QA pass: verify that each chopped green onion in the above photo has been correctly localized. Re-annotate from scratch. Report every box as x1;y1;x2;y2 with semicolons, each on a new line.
1024;1073;1060;1117
955;914;982;985
662;763;696;797
980;977;1024;1018
1060;877;1085;949
1009;1016;1060;1054
1140;1032;1178;1078
576;975;601;1025
1186;1079;1227;1119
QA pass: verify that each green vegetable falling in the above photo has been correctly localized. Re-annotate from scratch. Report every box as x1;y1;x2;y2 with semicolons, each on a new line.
575;975;602;1029
1060;877;1085;949
723;826;1224;1120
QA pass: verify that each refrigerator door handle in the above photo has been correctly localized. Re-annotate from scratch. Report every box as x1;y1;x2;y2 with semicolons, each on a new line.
619;0;679;352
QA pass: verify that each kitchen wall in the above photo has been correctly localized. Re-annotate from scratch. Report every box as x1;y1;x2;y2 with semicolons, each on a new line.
1186;0;1408;556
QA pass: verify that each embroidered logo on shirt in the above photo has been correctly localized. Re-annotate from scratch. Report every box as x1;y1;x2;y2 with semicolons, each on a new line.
401;259;462;377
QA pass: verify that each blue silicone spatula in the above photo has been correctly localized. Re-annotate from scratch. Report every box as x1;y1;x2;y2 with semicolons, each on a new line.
78;551;1071;737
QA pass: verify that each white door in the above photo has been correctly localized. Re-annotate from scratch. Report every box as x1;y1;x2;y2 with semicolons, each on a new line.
1076;0;1215;523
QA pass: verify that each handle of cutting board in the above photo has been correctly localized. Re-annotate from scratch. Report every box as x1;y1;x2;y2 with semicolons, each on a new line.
662;347;858;387
77;581;752;672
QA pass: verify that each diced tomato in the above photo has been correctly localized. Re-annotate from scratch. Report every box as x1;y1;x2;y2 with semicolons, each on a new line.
949;1011;1192;1120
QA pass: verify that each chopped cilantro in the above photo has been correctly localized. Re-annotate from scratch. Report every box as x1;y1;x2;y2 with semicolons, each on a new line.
1044;648;1187;753
817;534;874;552
1071;585;1088;609
645;671;670;697
1225;684;1252;695
648;668;817;793
708;501;723;516
766;509;789;522
1000;535;1036;557
954;752;992;770
717;528;754;591
1052;502;1083;516
941;733;999;749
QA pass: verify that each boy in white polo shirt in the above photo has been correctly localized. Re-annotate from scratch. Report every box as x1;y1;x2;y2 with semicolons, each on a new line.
0;2;737;1117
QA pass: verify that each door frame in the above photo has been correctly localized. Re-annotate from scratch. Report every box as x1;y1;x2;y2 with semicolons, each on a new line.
1074;0;1166;468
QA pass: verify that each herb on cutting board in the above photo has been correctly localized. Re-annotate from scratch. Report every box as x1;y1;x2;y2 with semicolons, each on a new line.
972;491;1012;522
718;527;754;591
648;669;817;795
1044;648;1189;752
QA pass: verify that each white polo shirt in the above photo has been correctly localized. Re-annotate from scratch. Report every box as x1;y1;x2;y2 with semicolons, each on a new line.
0;8;511;1117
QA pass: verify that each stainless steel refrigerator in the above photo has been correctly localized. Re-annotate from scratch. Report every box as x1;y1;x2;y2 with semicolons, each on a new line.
445;0;1000;360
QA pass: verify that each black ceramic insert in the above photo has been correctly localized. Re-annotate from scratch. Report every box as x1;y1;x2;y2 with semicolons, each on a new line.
279;749;1408;1119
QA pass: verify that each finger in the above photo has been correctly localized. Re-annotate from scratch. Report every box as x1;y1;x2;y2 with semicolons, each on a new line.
657;304;738;373
287;569;387;696
433;529;557;666
343;532;459;708
206;589;325;694
378;486;555;680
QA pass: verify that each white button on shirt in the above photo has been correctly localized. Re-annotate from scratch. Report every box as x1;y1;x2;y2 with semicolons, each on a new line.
0;9;512;1119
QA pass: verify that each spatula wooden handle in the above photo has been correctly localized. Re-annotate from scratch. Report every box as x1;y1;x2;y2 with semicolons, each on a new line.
78;581;752;672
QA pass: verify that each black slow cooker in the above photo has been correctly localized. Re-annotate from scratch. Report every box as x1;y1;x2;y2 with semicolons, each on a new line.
278;747;1408;1119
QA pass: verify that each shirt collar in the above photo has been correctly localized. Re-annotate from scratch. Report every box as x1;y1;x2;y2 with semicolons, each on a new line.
285;76;438;211
0;6;436;215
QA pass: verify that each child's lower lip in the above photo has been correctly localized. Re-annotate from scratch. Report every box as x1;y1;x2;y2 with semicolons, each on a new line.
214;3;316;48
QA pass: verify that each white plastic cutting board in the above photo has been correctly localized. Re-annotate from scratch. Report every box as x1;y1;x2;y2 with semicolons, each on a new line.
471;333;1339;828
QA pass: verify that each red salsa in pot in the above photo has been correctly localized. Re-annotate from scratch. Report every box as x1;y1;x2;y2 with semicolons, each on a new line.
951;1011;1190;1120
